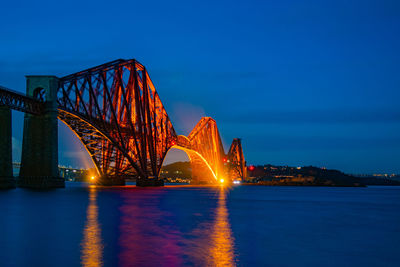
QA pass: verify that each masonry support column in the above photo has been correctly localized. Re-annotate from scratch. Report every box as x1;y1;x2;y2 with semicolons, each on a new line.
0;105;15;189
18;76;64;188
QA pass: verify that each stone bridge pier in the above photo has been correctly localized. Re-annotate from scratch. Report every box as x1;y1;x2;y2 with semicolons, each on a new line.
0;105;15;188
18;76;64;188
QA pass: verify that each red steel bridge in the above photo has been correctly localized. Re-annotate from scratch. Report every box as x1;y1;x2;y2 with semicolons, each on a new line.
0;59;246;188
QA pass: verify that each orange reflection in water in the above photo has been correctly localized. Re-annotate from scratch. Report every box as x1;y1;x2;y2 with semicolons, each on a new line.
209;187;237;266
118;189;183;266
81;186;103;267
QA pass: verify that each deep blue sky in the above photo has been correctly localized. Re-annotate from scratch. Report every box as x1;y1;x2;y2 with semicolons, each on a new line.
1;0;399;174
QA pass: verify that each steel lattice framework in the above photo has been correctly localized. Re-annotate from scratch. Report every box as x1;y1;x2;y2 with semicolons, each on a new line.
227;138;247;180
186;117;226;183
0;85;44;114
1;59;247;184
57;59;176;180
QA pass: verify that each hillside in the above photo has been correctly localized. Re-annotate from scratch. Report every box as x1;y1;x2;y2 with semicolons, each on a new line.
160;161;192;181
247;165;400;187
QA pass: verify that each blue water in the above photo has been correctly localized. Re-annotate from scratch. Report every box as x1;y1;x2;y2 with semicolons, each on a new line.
1;183;399;266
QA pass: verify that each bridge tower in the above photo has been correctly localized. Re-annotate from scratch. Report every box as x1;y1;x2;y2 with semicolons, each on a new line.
18;76;64;188
227;138;247;181
0;105;15;188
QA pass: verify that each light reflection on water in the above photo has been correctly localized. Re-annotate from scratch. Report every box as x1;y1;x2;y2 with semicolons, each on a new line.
208;187;236;266
117;186;237;266
1;184;399;266
118;189;184;266
79;185;237;265
80;186;104;267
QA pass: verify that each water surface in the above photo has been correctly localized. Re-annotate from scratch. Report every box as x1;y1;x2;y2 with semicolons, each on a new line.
1;183;399;266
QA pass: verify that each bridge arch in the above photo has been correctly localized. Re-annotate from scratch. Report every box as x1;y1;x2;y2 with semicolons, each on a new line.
33;87;46;101
159;134;219;184
57;109;143;184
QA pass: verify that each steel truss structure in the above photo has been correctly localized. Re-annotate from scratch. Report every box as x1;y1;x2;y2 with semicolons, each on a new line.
185;117;226;183
227;138;247;180
1;59;247;184
171;118;247;183
57;59;176;179
0;85;44;114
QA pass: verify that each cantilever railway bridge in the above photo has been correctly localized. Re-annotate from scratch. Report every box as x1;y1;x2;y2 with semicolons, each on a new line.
0;59;246;188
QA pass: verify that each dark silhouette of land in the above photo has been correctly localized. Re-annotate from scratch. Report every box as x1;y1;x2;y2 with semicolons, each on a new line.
160;162;400;187
160;161;192;183
247;165;400;187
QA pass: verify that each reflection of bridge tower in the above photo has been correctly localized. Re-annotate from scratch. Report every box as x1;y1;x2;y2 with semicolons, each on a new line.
19;76;64;188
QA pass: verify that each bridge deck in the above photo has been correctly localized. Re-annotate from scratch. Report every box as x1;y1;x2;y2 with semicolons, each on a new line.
0;85;44;114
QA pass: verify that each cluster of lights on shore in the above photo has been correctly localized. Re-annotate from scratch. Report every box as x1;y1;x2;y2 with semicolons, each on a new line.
219;178;241;185
217;164;255;185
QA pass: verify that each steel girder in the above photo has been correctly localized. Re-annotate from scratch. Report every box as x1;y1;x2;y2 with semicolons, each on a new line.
57;59;176;179
0;85;44;115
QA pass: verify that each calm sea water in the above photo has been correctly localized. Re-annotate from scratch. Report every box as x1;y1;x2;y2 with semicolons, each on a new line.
1;183;399;267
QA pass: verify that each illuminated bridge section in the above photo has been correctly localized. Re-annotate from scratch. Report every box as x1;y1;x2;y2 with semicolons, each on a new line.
172;118;226;184
57;59;176;183
227;138;246;180
56;59;240;184
0;59;247;185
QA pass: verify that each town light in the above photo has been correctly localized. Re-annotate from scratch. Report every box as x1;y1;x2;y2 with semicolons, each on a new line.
91;176;95;181
220;178;224;183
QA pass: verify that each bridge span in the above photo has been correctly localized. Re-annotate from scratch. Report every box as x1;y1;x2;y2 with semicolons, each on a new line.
0;59;246;188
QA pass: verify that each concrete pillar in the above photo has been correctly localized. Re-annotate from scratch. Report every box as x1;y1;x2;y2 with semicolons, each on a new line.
97;175;126;186
19;76;64;188
136;176;164;187
0;105;15;189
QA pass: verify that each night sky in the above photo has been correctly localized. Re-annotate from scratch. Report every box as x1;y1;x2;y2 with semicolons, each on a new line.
1;0;399;174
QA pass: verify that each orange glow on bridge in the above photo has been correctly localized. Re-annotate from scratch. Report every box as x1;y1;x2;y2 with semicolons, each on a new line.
58;59;247;184
0;59;247;185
